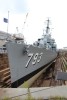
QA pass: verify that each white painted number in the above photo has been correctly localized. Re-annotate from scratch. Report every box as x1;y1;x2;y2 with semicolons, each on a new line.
32;53;39;65
25;52;43;68
37;53;43;63
25;53;33;68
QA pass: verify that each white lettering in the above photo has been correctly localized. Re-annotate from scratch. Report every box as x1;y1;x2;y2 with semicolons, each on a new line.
32;53;39;65
25;53;33;68
25;52;43;68
37;53;43;63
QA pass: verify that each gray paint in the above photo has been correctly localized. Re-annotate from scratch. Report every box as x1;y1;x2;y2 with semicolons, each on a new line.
56;71;67;81
6;43;57;83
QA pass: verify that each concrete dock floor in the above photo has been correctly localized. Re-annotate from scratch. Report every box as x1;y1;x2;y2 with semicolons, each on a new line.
0;86;67;99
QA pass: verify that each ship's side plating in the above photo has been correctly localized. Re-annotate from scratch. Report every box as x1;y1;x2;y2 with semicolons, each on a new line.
6;42;57;87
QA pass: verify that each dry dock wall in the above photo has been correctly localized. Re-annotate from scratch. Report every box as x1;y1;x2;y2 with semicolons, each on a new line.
0;54;9;70
0;54;11;87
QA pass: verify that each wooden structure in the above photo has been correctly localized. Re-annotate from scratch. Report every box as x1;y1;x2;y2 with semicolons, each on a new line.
0;54;11;87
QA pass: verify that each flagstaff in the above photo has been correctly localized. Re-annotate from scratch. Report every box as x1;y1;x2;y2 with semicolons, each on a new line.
7;11;9;33
3;11;9;33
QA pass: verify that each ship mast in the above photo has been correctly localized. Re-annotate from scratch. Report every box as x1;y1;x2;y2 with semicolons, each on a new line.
46;18;50;34
22;13;28;32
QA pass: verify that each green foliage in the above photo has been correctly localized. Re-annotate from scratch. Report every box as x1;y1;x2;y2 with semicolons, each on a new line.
21;81;29;88
27;88;34;100
3;97;11;100
13;98;21;100
49;96;67;100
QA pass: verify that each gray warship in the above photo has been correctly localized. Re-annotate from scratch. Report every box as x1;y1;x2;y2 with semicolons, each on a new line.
6;19;57;87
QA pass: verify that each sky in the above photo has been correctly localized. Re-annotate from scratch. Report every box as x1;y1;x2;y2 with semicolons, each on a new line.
0;0;67;49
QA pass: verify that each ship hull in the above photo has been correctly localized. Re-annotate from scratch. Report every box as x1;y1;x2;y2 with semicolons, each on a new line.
6;43;57;87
